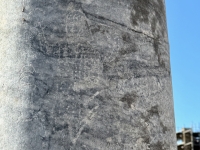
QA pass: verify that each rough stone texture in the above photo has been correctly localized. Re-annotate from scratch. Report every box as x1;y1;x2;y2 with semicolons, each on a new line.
0;0;176;150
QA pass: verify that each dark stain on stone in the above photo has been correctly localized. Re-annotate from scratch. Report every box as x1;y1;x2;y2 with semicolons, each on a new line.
95;95;104;102
54;123;69;132
84;20;90;31
151;141;165;150
153;1;166;37
142;136;150;144
89;88;98;94
159;59;166;68
153;37;166;68
156;0;166;26
147;105;159;116
139;112;151;124
30;25;70;59
130;0;166;37
119;46;137;56
88;103;96;110
151;17;157;35
119;32;138;55
107;75;123;80
90;25;101;34
120;92;137;108
32;77;53;99
153;37;159;58
130;0;150;27
160;121;168;134
140;125;150;143
77;43;94;53
128;60;145;70
122;32;131;43
90;24;107;35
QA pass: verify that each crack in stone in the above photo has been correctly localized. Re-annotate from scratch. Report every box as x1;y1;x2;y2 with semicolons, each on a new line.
77;2;169;47
80;8;155;40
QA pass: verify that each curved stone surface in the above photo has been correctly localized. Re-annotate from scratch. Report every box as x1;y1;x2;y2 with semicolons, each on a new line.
0;0;176;149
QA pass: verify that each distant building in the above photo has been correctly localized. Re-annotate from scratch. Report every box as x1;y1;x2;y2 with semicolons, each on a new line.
177;128;200;150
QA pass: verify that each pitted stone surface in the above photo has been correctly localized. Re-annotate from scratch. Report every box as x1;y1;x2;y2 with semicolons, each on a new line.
0;0;176;150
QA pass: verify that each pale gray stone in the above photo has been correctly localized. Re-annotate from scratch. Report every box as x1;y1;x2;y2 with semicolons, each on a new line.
0;0;176;150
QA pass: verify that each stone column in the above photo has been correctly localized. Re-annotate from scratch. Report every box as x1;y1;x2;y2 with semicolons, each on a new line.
0;0;176;149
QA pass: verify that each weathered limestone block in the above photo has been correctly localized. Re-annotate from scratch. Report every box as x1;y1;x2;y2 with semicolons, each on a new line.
0;0;176;149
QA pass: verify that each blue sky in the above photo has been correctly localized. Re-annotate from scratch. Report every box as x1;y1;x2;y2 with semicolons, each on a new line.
166;0;200;132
